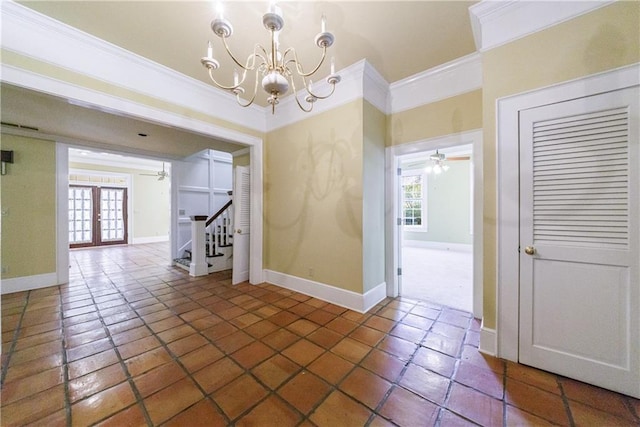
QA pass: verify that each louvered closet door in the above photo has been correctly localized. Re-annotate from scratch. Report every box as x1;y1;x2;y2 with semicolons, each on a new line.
519;86;639;398
232;165;250;285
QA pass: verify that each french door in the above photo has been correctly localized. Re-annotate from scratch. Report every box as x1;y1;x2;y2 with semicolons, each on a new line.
69;185;128;248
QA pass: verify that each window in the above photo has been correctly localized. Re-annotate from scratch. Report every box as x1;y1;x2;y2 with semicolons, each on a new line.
402;171;426;229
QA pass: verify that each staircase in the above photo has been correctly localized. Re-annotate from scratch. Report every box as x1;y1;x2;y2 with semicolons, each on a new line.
174;198;233;275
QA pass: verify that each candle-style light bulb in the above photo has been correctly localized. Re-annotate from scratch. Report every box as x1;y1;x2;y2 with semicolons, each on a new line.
321;14;326;33
330;57;335;74
233;69;239;86
216;1;224;20
207;41;213;58
308;80;313;91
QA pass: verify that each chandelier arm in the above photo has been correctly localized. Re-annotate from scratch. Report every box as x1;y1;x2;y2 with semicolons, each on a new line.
207;68;241;91
305;80;337;100
221;36;261;71
282;46;328;78
289;75;314;113
235;70;260;108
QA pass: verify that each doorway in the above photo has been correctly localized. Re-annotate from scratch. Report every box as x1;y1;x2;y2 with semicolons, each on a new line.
386;129;483;318
69;185;128;248
67;148;171;257
399;145;473;312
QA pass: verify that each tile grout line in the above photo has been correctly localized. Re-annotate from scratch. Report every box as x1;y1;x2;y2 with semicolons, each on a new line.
79;279;156;426
557;376;577;427
57;286;73;427
0;291;30;386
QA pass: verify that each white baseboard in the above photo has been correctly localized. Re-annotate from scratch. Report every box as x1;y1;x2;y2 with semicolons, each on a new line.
1;272;58;295
403;240;472;252
264;270;386;313
132;236;169;244
479;320;497;356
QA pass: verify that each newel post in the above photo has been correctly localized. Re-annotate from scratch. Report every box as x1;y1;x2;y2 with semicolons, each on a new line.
189;215;209;277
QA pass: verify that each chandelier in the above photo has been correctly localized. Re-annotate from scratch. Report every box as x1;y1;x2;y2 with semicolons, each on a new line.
200;1;341;114
425;150;450;174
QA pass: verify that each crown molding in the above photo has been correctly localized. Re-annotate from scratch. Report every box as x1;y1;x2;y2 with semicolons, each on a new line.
469;0;616;52
389;52;482;114
363;60;390;114
0;1;266;133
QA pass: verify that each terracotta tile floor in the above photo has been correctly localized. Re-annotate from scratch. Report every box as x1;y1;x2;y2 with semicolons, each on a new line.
2;243;639;426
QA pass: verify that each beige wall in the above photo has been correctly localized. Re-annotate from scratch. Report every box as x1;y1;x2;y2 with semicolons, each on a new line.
265;100;364;293
388;90;483;147
1;134;57;279
481;1;640;329
233;152;250;168
70;162;171;241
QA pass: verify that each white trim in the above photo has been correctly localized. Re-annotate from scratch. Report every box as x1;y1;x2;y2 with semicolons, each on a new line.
69;168;130;186
363;60;390;114
1;273;58;295
249;143;264;285
56;143;70;285
363;282;388;313
390;53;482;114
479;324;497;356
0;1;265;132
469;0;615;52
2;64;260;152
132;236;169;244
264;270;386;313
403;241;472;252
232;147;250;157
496;63;640;361
386;129;483;318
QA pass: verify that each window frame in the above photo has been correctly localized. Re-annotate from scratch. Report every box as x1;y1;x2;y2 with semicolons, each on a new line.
401;169;428;231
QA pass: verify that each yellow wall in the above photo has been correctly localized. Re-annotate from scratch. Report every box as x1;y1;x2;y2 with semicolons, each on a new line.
388;89;483;147
265;100;364;293
481;1;640;329
70;162;171;240
1;134;57;279
233;152;250;168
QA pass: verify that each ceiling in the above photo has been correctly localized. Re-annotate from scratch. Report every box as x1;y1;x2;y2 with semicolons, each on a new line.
3;1;479;157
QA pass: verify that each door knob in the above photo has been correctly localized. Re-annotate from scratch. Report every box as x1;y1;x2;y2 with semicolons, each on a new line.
236;229;242;234
524;246;535;255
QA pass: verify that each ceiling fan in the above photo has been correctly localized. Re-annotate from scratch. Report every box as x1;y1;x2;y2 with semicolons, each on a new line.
140;162;169;180
426;150;470;174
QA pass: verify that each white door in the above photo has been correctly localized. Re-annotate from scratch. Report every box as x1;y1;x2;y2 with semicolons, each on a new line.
519;87;639;397
232;166;250;285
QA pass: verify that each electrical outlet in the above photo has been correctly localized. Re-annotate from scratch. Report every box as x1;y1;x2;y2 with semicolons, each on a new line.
1;266;8;274
1;208;8;216
308;267;314;278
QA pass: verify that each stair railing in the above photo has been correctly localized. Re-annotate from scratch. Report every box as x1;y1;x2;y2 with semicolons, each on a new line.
205;200;233;257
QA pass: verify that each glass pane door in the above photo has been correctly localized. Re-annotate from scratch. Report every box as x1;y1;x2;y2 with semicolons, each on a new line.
69;185;128;247
99;188;126;244
69;186;94;246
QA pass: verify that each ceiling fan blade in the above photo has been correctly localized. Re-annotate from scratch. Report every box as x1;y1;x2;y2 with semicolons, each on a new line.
140;173;159;176
447;156;471;161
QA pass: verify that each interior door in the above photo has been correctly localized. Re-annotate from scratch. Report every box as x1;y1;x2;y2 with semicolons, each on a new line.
519;87;639;398
232;165;250;284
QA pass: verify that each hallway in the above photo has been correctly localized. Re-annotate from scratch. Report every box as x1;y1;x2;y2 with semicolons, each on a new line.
1;243;638;426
